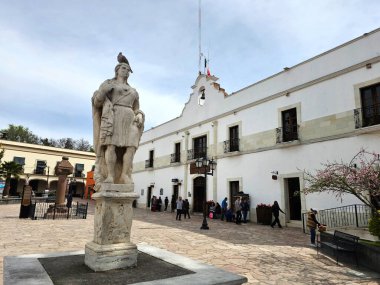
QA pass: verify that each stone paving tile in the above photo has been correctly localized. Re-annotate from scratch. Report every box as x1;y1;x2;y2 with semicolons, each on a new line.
1;201;380;285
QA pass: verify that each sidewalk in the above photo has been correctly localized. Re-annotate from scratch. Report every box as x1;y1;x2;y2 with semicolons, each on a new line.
1;203;379;285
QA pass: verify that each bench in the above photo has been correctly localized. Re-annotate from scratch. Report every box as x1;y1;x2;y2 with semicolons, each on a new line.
318;230;359;266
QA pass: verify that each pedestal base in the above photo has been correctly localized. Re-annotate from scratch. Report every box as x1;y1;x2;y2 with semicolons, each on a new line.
85;183;140;271
85;242;138;271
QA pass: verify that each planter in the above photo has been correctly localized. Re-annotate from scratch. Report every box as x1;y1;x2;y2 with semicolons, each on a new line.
256;207;272;225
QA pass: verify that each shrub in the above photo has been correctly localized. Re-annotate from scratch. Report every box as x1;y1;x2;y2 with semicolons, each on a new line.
369;210;380;238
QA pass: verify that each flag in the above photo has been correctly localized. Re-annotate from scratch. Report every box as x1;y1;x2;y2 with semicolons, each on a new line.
205;58;211;76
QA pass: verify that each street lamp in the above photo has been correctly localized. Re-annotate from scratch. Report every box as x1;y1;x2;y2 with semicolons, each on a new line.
195;157;217;230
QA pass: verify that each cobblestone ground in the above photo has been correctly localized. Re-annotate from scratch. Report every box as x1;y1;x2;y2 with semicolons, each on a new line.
1;200;379;285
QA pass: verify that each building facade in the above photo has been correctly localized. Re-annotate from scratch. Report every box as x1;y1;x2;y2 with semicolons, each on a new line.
132;28;380;226
0;140;95;197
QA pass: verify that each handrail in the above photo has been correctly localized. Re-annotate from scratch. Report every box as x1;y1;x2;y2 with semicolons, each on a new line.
302;204;372;233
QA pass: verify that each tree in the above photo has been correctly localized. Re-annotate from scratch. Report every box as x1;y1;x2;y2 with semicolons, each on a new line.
0;124;39;144
303;149;380;213
1;161;23;197
75;138;91;151
56;138;75;150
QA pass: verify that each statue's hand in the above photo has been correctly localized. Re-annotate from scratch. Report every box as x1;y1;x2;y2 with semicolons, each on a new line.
134;113;144;128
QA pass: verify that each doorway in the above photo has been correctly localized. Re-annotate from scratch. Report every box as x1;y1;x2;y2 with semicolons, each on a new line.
172;184;179;202
229;181;240;210
193;176;205;212
286;177;301;220
147;186;153;207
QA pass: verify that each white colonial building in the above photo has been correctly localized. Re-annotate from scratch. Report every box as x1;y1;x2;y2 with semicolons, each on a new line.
132;28;380;226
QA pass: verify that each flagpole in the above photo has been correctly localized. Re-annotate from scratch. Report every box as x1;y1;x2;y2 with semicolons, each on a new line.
198;0;202;74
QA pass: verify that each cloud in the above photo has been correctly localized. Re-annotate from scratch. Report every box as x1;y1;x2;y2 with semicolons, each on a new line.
0;0;379;144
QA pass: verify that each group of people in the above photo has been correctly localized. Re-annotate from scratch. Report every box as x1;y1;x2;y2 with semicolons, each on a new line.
154;193;322;247
220;196;250;224
150;196;163;212
175;196;191;220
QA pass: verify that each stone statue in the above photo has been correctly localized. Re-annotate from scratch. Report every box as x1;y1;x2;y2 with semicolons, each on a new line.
92;57;144;185
86;54;142;271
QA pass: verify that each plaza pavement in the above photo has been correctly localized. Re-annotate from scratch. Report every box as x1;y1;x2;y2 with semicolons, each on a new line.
1;200;379;285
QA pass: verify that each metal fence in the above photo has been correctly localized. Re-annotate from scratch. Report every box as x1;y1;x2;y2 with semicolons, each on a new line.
302;204;372;233
0;197;22;205
30;201;88;220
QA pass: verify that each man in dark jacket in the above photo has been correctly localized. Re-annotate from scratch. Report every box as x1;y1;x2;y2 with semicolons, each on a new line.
270;201;285;228
164;196;169;211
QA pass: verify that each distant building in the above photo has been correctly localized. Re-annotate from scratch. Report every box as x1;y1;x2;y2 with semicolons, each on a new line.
132;28;380;227
0;140;95;197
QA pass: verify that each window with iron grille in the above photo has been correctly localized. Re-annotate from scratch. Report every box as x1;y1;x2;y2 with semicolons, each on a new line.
360;83;380;127
145;150;154;168
35;160;46;175
193;136;207;159
229;125;239;152
171;142;181;163
281;108;298;142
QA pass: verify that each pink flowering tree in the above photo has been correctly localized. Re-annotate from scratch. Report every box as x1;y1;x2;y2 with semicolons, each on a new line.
303;149;380;213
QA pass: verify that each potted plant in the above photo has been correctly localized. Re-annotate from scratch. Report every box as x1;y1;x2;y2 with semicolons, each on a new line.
256;203;272;225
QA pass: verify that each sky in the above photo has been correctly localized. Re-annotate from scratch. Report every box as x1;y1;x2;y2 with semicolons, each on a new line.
0;0;379;145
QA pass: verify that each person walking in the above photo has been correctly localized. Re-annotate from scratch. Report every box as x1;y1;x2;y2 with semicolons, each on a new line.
221;197;228;221
307;209;321;247
234;197;242;224
176;196;183;221
183;199;191;219
241;197;250;223
164;196;169;211
171;195;176;213
270;201;285;228
157;196;162;212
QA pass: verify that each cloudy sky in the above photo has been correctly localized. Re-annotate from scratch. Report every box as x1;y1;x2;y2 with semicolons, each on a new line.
0;0;379;144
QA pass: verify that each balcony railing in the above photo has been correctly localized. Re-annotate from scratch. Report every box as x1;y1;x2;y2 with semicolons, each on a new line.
354;104;380;129
170;153;181;163
145;159;154;168
276;126;299;144
223;138;240;153
34;169;46;175
187;147;207;160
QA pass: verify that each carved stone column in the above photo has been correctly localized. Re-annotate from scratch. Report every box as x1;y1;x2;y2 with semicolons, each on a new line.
54;157;73;206
85;183;139;271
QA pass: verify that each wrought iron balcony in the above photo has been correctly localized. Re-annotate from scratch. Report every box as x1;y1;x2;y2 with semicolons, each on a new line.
276;126;299;144
223;138;240;153
354;104;380;129
145;159;154;168
170;153;181;163
34;169;46;175
187;147;207;160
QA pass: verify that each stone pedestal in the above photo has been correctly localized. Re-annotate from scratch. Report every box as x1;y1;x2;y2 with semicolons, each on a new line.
54;157;73;206
85;183;139;271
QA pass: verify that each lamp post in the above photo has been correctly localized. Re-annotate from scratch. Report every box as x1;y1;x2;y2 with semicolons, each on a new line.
195;157;216;230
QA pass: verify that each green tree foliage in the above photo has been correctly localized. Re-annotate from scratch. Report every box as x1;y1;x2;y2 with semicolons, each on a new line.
0;124;39;144
1;161;23;197
0;124;93;151
303;149;380;213
369;210;380;238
